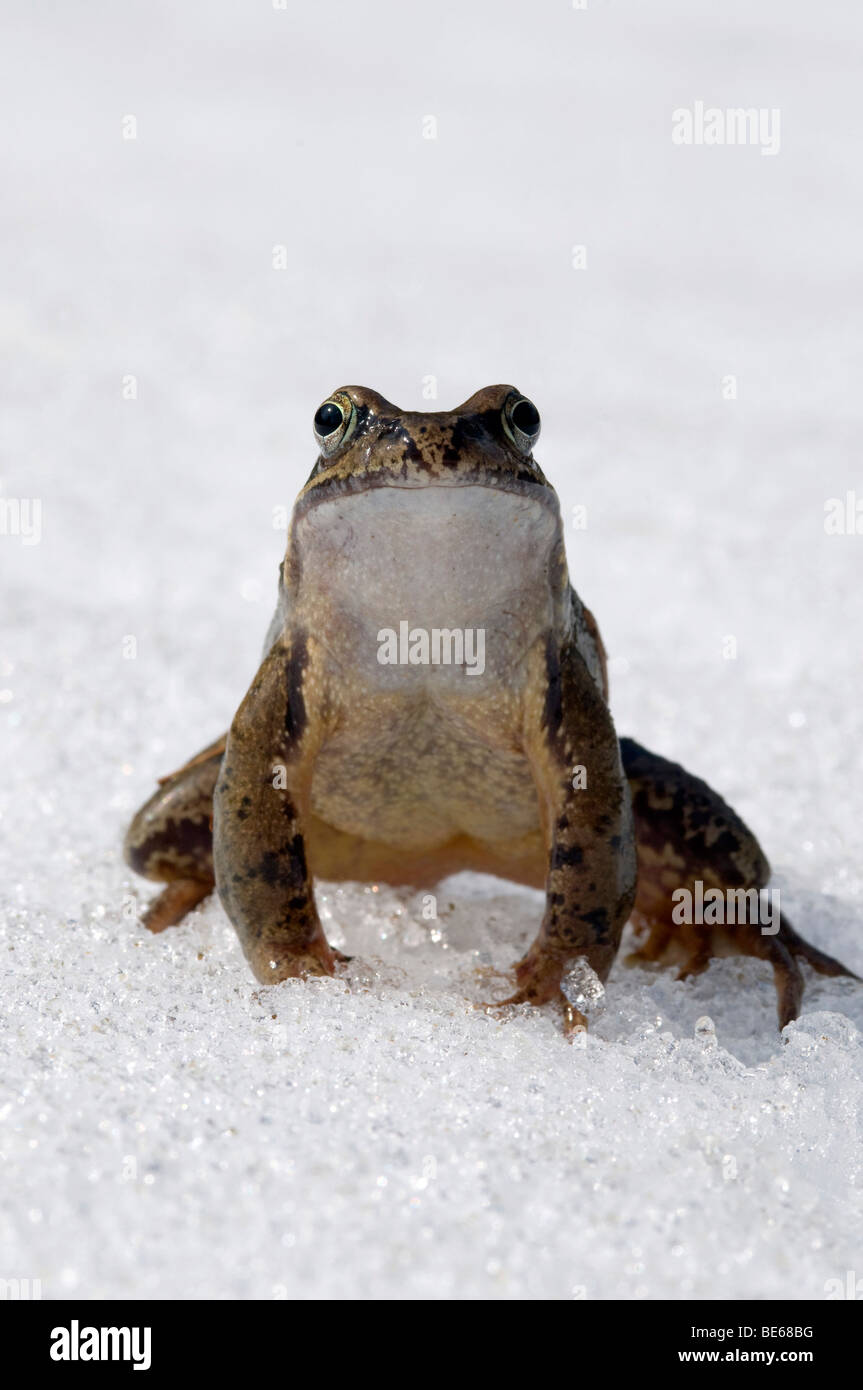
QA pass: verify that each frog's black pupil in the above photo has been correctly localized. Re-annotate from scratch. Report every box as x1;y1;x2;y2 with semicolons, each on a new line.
511;398;540;437
314;401;344;437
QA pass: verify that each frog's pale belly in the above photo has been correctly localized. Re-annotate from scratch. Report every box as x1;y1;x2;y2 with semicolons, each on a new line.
297;483;558;849
309;692;542;849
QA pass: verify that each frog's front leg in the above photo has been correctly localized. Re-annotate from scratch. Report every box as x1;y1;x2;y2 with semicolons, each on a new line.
494;638;638;1032
213;633;342;985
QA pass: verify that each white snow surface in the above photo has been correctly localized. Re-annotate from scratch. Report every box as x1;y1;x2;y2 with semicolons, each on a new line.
2;0;862;1300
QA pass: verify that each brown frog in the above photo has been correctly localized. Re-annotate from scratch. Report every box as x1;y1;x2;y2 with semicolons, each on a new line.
124;386;857;1032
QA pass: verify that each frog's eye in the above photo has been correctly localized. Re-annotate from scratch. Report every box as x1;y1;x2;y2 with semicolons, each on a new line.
313;392;356;457
502;395;541;454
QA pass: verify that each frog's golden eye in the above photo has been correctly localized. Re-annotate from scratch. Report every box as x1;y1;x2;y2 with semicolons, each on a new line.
502;395;541;454
313;392;356;457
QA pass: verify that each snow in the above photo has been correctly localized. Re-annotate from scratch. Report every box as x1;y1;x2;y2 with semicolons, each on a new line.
2;0;862;1300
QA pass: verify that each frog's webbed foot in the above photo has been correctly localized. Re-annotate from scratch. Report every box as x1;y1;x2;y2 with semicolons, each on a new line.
486;948;588;1035
631;908;858;1030
489;984;588;1037
622;737;860;1029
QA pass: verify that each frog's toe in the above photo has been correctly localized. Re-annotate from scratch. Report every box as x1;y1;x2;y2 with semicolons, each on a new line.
485;985;588;1036
767;936;806;1030
775;913;860;982
484;954;557;1010
674;941;711;982
630;907;858;1030
484;950;589;1036
716;911;858;1028
141;879;213;933
765;913;859;1028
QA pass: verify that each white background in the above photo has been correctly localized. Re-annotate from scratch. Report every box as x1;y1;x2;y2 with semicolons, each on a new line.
1;0;861;1299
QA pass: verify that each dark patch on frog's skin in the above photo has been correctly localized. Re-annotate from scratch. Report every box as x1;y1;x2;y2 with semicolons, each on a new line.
123;743;222;887
542;633;563;739
122;738;225;933
283;630;308;744
254;838;307;890
124;815;213;879
551;843;584;869
123;385;860;1032
441;409;505;466
375;416;425;466
621;737;768;888
620;736;858;1027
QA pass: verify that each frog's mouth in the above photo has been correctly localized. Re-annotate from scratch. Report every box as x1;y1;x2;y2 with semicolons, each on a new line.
294;462;558;522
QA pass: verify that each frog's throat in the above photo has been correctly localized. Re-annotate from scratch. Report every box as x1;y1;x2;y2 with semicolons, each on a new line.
287;481;567;686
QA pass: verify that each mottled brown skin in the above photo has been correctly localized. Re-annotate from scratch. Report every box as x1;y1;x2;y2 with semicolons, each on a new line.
619;739;855;1027
124;385;858;1033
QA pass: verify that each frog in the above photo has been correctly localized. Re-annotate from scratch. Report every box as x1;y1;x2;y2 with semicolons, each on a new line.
123;385;857;1033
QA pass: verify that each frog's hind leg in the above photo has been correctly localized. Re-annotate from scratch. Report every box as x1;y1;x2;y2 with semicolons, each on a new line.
621;737;859;1029
123;735;226;932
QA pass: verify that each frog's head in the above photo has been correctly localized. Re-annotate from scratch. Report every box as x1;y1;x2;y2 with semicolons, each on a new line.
295;385;554;514
285;386;568;640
